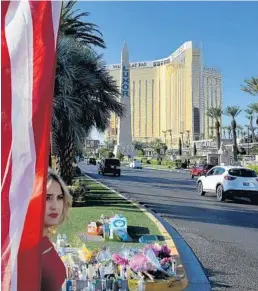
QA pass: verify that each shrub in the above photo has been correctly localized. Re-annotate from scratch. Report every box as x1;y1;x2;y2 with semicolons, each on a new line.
69;179;89;206
247;164;258;174
116;152;124;161
161;160;175;168
150;159;160;165
136;149;144;157
175;159;182;168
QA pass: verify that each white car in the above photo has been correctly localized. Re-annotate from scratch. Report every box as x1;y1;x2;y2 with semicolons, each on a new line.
197;166;258;204
130;160;143;169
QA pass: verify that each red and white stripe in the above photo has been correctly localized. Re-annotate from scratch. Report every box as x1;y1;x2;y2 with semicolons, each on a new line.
1;1;61;290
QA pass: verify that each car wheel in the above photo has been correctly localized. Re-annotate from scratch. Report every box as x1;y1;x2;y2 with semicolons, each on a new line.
216;185;225;202
197;181;205;196
250;197;258;205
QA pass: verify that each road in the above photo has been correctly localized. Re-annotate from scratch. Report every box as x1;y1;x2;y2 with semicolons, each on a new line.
80;163;258;291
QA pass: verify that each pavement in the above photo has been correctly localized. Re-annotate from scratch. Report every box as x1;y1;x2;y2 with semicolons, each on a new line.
79;163;258;291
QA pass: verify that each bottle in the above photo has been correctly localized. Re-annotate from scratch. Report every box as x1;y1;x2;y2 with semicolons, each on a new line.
56;233;62;247
62;234;67;246
66;280;72;291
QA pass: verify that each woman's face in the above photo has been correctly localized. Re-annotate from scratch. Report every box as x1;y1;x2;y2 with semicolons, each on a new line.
45;179;64;227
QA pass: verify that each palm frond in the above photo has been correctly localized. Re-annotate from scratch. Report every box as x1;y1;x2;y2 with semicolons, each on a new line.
224;106;242;118
60;0;106;48
241;77;258;96
206;107;223;121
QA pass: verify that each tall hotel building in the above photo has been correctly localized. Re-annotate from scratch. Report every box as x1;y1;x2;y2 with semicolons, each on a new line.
105;41;222;147
202;67;222;139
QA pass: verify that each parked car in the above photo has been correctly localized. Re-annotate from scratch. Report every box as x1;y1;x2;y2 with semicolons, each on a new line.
88;158;96;165
98;158;121;176
190;164;215;178
197;166;258;204
129;160;143;169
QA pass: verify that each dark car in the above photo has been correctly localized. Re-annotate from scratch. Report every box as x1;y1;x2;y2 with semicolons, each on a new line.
89;158;96;165
190;164;215;178
98;158;121;176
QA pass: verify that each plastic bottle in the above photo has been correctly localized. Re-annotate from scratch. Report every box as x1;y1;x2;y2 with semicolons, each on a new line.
56;233;62;247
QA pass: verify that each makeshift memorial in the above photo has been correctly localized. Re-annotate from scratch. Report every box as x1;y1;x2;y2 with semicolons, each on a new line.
57;240;182;290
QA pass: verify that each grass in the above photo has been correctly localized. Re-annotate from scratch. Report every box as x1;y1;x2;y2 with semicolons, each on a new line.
55;177;163;251
144;164;172;170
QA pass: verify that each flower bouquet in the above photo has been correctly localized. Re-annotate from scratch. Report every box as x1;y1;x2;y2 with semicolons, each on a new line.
59;243;184;291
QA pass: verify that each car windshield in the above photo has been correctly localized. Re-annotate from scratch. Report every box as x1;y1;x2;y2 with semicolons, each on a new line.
205;165;214;170
228;168;257;178
105;159;120;166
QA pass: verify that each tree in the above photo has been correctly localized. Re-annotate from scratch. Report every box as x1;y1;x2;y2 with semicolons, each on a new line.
236;125;243;139
116;152;124;160
245;107;255;142
150;138;165;156
250;145;258;155
249;102;258;126
179;138;182;156
206;107;223;150
241;77;258;96
53;36;124;183
133;141;144;150
60;0;106;48
104;139;116;151
224;106;242;161
225;125;232;139
193;143;197;156
222;126;227;139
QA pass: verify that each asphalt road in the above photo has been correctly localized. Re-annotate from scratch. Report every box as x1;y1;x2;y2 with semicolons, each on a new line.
80;163;258;291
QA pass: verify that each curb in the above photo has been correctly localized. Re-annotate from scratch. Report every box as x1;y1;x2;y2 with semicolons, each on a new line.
82;172;210;290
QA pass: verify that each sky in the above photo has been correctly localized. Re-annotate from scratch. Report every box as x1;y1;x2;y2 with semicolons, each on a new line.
76;1;258;140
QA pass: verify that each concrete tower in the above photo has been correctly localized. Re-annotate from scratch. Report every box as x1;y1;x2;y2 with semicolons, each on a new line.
114;42;136;158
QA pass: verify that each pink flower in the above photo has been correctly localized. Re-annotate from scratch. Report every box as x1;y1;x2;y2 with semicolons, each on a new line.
143;244;161;257
160;245;171;256
129;253;155;272
160;257;172;265
112;253;129;266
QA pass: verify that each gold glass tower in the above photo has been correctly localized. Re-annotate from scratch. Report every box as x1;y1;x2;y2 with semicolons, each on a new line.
105;41;219;147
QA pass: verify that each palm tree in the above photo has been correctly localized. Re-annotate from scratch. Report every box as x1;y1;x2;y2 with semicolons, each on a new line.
224;106;242;161
236;125;243;140
222;126;227;139
133;141;144;150
249;102;258;127
241;77;258;96
60;0;106;48
150;138;165;158
225;125;232;139
245;107;255;142
53;36;124;183
206;107;223;150
178;138;182;156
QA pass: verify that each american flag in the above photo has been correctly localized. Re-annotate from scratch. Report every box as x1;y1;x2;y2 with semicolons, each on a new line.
1;1;62;290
